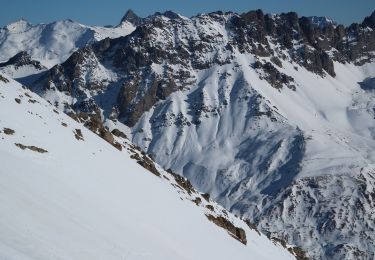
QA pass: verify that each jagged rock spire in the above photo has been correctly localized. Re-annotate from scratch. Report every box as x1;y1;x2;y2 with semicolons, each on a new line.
120;9;142;26
362;10;375;28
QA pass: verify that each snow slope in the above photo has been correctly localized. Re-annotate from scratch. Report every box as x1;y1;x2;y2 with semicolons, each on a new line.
0;74;295;260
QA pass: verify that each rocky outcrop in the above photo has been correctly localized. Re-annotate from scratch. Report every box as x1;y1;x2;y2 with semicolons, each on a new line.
0;51;46;70
3;127;15;135
120;9;143;26
362;11;375;29
253;60;295;89
68;112;122;150
0;74;9;83
15;143;48;153
206;214;247;245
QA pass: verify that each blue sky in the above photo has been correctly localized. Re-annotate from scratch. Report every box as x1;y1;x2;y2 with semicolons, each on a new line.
2;0;375;27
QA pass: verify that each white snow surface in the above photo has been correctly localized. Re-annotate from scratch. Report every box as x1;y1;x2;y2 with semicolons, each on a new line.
0;64;45;79
0;75;294;260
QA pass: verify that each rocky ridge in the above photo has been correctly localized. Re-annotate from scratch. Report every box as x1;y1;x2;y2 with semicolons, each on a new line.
32;10;375;125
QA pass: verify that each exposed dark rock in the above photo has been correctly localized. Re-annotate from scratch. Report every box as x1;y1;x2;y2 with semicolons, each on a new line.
253;61;295;89
192;197;202;206
73;129;84;141
270;56;283;68
167;168;194;195
270;236;309;260
120;9;143;26
3;128;15;135
0;51;46;70
202;193;210;202
112;142;122;151
160;10;181;20
101;130;114;144
299;48;336;77
28;99;38;104
111;128;127;138
15;143;48;153
270;236;287;248
362;11;375;29
136;155;161;177
244;219;261;235
206;214;247;245
359;77;375;91
0;75;9;83
68;112;124;150
288;247;309;260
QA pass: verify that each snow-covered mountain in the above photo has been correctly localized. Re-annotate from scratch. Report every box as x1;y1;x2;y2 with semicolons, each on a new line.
307;16;336;29
3;8;375;259
0;51;47;81
0;17;136;69
0;74;297;260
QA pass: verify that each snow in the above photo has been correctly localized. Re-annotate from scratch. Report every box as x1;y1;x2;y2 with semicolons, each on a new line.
5;19;32;33
307;16;336;29
0;64;45;79
0;75;294;260
0;19;135;69
88;21;136;41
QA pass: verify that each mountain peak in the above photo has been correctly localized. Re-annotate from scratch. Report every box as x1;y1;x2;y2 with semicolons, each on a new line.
0;51;46;71
154;10;182;20
0;51;31;67
307;16;336;28
5;19;31;33
120;9;142;26
362;10;375;28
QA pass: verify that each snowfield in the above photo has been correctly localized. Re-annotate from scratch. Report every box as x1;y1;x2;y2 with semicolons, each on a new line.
0;75;295;260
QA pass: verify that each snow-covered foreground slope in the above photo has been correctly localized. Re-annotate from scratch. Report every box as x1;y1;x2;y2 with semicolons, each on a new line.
0;19;135;68
0;74;295;260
